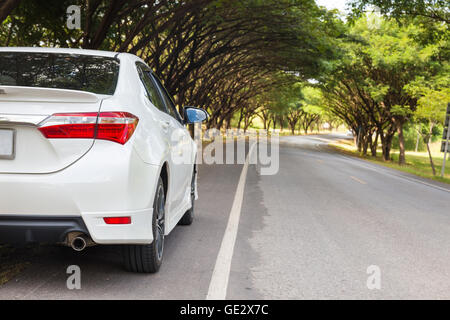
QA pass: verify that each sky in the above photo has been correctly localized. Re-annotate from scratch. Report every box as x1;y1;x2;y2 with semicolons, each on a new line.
316;0;350;13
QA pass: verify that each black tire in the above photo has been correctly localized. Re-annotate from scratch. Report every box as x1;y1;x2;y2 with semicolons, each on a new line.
178;168;196;226
123;177;165;273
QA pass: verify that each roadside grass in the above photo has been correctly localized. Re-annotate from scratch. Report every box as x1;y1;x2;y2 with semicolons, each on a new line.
278;130;328;137
330;139;450;185
275;128;347;137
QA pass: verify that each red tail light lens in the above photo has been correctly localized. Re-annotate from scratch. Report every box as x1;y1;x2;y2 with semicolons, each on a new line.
39;112;139;145
38;113;98;139
96;112;139;145
103;217;132;224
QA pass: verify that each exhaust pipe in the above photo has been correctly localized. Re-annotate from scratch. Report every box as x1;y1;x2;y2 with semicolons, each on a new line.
71;235;87;251
65;232;94;251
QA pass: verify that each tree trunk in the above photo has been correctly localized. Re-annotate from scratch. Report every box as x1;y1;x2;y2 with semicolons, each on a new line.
370;131;379;157
426;140;436;176
237;109;243;130
225;113;233;130
216;117;224;130
415;129;420;153
380;132;394;162
382;145;391;161
362;135;369;156
356;127;362;150
357;127;364;153
397;123;406;165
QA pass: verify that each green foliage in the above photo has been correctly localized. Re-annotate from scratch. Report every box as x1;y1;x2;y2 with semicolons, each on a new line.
414;88;450;122
320;12;448;162
392;124;425;151
407;68;450;124
1;0;347;131
349;0;450;24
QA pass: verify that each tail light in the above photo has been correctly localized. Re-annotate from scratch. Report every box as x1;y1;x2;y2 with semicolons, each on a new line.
38;112;139;145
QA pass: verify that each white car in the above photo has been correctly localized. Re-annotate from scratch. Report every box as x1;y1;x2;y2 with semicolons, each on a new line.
0;47;208;273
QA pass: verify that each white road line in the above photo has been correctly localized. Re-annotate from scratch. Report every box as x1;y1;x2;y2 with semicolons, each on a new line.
206;142;257;300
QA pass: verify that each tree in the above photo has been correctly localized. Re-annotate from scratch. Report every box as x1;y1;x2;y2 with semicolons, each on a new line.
297;87;324;134
349;0;450;24
408;71;450;174
321;15;448;163
1;0;343;131
286;102;303;135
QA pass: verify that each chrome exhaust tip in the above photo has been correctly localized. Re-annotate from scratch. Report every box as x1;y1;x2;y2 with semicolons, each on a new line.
65;232;94;251
71;236;87;251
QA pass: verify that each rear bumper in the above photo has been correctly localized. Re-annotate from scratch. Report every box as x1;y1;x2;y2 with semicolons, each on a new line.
0;215;88;244
0;140;159;245
0;209;154;245
82;208;154;244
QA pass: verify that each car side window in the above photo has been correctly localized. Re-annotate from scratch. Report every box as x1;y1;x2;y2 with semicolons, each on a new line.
151;74;183;123
136;63;167;113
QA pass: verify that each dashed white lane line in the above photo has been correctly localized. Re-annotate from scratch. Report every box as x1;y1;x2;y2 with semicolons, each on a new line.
206;142;257;300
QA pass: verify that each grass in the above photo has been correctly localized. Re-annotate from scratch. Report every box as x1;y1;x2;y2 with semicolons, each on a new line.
330;139;450;185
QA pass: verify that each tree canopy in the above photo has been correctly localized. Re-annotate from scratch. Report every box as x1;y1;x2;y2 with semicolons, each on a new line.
349;0;450;24
319;12;448;164
0;0;343;129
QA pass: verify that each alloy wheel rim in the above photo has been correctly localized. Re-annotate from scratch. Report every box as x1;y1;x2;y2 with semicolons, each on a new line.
155;185;165;260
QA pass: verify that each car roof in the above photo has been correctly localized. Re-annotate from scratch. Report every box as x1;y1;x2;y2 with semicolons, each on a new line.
0;47;119;58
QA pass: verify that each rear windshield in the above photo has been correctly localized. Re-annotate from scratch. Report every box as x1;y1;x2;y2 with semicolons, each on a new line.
0;52;120;95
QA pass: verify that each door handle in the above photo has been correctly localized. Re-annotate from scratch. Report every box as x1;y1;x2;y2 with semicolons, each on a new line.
160;120;170;131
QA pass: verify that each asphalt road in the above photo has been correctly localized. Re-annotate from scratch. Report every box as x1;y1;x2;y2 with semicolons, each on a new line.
0;134;449;299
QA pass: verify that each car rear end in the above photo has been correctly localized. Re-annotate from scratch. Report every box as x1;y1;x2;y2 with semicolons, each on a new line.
0;49;157;247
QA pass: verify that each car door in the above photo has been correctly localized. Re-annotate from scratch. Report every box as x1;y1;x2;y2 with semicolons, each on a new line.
136;63;183;213
150;74;193;212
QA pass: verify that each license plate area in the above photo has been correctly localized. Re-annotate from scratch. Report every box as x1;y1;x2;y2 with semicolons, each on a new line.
0;129;15;160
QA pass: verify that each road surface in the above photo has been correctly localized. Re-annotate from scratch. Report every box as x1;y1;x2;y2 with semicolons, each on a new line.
0;134;449;299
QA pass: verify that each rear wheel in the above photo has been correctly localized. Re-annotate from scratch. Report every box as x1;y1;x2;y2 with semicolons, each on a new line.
178;168;196;226
123;177;165;273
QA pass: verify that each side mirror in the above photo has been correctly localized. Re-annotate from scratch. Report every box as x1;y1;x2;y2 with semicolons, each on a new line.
184;107;209;124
